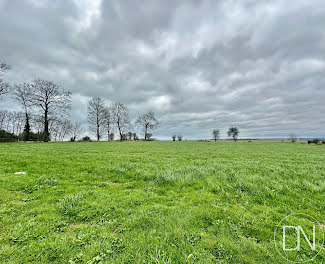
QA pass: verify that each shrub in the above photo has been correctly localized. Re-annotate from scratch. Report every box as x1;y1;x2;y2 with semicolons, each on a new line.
308;139;323;144
109;132;115;141
0;130;17;142
80;135;91;142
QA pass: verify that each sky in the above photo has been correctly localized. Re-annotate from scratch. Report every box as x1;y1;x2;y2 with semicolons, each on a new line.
0;0;324;140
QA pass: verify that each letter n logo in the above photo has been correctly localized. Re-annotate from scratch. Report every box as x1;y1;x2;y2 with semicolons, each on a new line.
283;225;316;251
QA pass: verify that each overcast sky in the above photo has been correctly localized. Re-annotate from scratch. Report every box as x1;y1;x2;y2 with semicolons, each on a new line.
0;0;324;139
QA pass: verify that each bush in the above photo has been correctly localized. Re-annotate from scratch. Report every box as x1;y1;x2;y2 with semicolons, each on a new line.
308;139;323;144
0;130;17;142
17;131;48;142
80;136;91;142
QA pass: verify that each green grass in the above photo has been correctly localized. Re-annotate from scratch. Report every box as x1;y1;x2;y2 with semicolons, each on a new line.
0;141;324;263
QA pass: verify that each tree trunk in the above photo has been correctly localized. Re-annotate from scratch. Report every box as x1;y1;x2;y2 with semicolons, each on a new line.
44;107;49;142
97;125;100;141
96;115;100;141
144;124;148;140
23;112;30;141
107;130;110;141
118;119;122;141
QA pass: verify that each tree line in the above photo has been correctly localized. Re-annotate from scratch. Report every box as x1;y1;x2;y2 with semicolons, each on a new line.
87;97;159;141
0;61;160;142
1;60;246;143
1;60;242;142
2;60;319;143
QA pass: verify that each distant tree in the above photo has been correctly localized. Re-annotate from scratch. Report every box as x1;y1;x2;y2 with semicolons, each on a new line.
133;133;138;140
136;111;159;140
49;118;60;140
121;133;127;141
49;118;72;141
13;83;33;141
70;122;83;142
109;132;114;141
102;106;112;141
172;135;176;141
178;134;183;141
11;111;24;135
227;127;239;142
4;111;13;131
146;133;153;140
88;97;105;141
0;109;9;130
30;79;71;142
111;102;130;141
81;135;91;142
127;132;133;140
212;129;220;142
288;133;297;143
0;110;23;135
59;119;72;141
30;114;44;134
0;62;11;96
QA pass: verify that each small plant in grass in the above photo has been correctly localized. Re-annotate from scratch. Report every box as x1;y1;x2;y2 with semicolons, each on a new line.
59;193;84;220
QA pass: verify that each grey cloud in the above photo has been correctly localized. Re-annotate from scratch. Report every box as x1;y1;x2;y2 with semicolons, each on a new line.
0;0;324;139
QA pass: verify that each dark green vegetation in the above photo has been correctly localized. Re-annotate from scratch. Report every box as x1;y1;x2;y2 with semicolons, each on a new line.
0;142;324;263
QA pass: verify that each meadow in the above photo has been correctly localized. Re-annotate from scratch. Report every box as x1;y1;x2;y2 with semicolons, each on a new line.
0;141;324;263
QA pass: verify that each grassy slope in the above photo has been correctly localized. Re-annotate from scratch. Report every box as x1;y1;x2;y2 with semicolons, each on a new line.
0;141;324;263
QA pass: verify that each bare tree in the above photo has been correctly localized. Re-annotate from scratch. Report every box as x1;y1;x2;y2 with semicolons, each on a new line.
70;122;83;141
49;118;61;141
212;129;220;142
111;102;130;141
58;119;72;141
30;79;71;142
0;109;9;130
178;134;183;141
13;83;33;141
136;111;159;140
102;106;112;141
30;114;44;134
88;97;105;141
0;110;22;134
288;133;297;143
172;135;176;141
15;112;25;135
11;111;24;135
0;62;11;96
146;133;153;140
5;111;13;131
49;119;73;141
227;127;239;142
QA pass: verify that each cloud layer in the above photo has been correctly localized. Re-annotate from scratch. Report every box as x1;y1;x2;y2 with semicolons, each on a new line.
1;0;324;139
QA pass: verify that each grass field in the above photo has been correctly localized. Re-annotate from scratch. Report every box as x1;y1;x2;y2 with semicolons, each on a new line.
0;141;324;263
